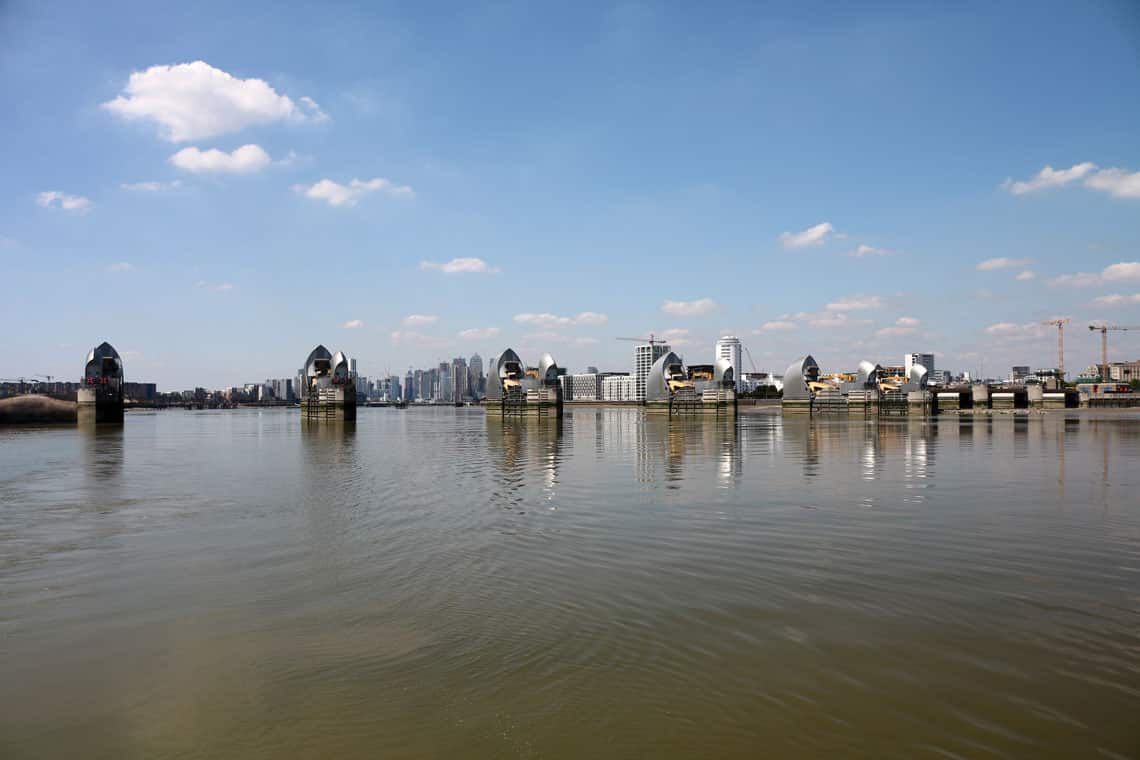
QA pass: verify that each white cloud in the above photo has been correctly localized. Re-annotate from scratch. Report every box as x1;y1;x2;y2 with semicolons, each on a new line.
1092;293;1140;306
977;257;1030;271
390;330;448;348
1048;272;1102;288
169;144;271;174
808;312;865;329
522;332;598;346
36;191;92;212
1016;270;1036;281
825;294;884;311
419;257;498;274
984;322;1045;337
754;320;796;332
102;61;326;142
513;312;609;328
849;244;894;257
657;328;693;347
215;282;234;292
572;311;609;326
107;261;134;272
402;314;439;327
195;280;233;293
457;327;500;339
876;316;921;338
294;177;413;207
1102;261;1140;282
121;180;181;191
779;221;836;248
342;319;364;329
660;298;717;316
1002;162;1096;195
1084;168;1140;199
1049;261;1140;289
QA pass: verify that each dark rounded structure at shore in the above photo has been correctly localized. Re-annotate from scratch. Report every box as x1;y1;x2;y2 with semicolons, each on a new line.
0;395;79;425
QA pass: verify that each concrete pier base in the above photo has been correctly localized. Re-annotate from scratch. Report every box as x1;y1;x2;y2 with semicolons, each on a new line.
77;387;124;424
301;387;357;422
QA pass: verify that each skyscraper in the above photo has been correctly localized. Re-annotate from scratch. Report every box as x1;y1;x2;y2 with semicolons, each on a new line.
468;353;484;398
633;342;670;401
405;370;415;401
452;356;468;401
715;336;744;392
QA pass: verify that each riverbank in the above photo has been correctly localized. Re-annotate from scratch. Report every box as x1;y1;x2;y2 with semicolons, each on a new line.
0;395;78;424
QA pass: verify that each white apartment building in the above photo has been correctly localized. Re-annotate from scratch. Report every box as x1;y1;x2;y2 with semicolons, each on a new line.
633;343;670;401
715;335;744;392
603;374;633;401
570;373;603;401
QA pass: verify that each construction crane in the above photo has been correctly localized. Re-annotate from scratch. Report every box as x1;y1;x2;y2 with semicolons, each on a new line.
742;344;760;374
616;334;668;348
1040;318;1070;381
1088;324;1139;382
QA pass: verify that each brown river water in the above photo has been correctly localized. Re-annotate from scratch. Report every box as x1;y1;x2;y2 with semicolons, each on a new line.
1;407;1138;759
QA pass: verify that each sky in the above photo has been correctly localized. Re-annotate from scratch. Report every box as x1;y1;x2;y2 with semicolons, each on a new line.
2;1;1139;389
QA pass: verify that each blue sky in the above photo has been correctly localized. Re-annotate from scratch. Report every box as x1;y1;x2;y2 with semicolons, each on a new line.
2;1;1139;388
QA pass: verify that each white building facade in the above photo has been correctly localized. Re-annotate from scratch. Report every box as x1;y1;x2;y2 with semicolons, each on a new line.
603;374;633;401
633;343;671;401
570;373;603;401
715;336;744;392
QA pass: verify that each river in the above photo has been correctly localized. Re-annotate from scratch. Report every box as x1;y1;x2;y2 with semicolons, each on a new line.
1;408;1137;758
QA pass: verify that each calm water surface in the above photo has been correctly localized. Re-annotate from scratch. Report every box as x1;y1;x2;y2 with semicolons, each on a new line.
1;408;1138;759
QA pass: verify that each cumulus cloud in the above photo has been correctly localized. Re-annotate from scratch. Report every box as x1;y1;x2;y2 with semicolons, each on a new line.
825;294;884;311
195;280;233;293
1002;162;1096;194
754;320;796;332
102;61;327;142
522;332;599;346
1016;270;1036;281
169;144;271;174
1102;261;1140;282
390;330;448;348
1049;262;1140;288
457;327;500;339
660;298;717;316
402;314;439;326
419;257;498;274
876;316;921;338
36;191;92;212
983;322;1045;337
655;328;693;347
977;257;1030;271
1092;293;1140;306
808;312;865;329
849;244;894;258
779;221;836;248
294;177;412;207
1084;168;1140;199
107;261;134;272
121;180;181;191
513;312;609;328
1048;272;1102;288
1003;162;1140;200
342;319;364;329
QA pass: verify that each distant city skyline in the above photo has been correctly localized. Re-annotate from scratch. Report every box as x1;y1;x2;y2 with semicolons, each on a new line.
3;3;1140;388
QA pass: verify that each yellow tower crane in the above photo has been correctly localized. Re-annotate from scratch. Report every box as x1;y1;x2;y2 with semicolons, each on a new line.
1088;324;1139;382
1040;318;1070;381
